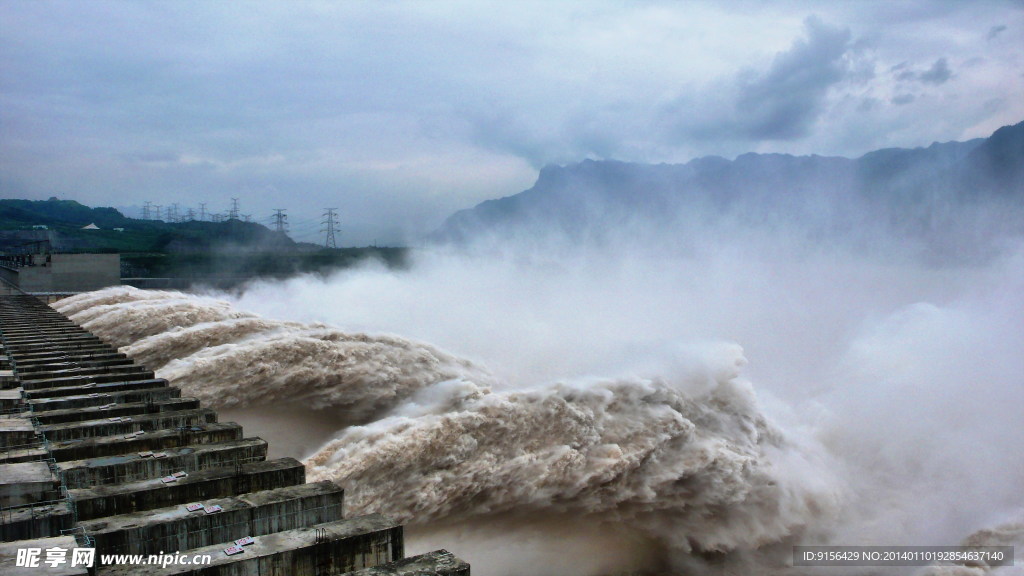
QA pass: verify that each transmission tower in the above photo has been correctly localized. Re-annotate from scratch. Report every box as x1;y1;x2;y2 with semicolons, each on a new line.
186;208;196;221
272;209;288;234
321;208;339;249
229;198;240;220
170;203;180;223
154;205;163;221
242;214;252;223
142;201;152;220
199;203;207;222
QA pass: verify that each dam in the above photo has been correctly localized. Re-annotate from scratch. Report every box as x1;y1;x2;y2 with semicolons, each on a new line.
0;294;470;575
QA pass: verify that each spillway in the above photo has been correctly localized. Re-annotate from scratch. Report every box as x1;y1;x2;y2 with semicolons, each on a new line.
0;294;469;575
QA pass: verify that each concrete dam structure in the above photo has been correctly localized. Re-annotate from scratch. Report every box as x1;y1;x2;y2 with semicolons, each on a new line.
0;294;469;575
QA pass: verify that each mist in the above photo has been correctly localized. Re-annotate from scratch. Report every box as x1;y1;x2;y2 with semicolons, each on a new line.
54;186;1024;575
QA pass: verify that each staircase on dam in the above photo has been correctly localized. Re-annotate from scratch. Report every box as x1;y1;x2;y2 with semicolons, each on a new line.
0;294;469;575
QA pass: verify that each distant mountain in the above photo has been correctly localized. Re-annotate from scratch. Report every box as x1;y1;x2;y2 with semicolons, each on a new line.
434;121;1024;257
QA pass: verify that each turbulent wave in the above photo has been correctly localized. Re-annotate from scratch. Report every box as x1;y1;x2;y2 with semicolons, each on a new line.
53;286;841;567
306;375;841;554
54;287;497;413
55;288;255;349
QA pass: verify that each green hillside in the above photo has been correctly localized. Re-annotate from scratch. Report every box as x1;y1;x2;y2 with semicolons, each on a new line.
0;198;407;284
0;198;292;253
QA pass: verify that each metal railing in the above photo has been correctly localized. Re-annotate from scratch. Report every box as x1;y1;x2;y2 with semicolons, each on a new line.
60;525;95;549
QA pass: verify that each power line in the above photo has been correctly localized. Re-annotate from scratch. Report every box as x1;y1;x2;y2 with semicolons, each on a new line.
321;208;339;249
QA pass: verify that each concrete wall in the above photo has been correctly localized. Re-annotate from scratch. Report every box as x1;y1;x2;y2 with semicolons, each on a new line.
0;267;18;290
22;254;120;293
3;254;120;293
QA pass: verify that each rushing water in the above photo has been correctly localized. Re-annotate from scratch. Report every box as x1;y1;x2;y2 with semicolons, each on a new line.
54;240;1024;575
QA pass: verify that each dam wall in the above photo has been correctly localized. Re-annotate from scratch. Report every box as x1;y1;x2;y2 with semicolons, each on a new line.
0;294;470;575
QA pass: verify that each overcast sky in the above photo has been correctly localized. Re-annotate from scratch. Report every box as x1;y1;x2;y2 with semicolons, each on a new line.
1;1;1021;245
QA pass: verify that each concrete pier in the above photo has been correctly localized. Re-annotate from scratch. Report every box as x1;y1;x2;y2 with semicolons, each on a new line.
26;386;182;412
98;514;404;576
1;389;24;410
14;353;128;369
0;499;74;541
44;422;245;462
347;550;471;576
80;480;344;559
0;535;89;575
31;398;201;425
18;371;158;391
0;461;57;507
23;378;173;400
1;422;249;467
58;437;269;488
0;294;470;575
15;358;136;374
39;408;218;442
0;417;37;448
70;457;306;521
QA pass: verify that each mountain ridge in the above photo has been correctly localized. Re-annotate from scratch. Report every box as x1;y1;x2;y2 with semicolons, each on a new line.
434;121;1023;251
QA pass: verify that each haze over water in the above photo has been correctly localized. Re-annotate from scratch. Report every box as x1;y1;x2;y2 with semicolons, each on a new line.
54;208;1024;575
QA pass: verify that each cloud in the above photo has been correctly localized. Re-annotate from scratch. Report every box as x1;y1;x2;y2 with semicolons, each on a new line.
891;62;918;82
661;16;855;148
731;16;852;140
987;24;1007;40
891;57;954;85
918;57;952;84
1;2;1022;243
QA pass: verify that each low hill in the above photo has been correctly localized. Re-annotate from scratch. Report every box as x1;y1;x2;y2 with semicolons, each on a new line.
0;198;293;254
0;198;408;286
